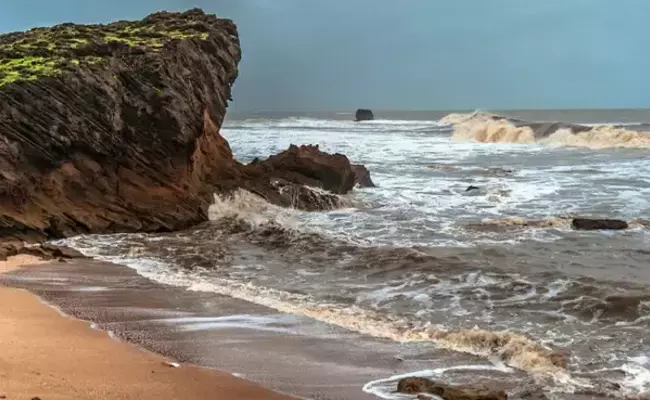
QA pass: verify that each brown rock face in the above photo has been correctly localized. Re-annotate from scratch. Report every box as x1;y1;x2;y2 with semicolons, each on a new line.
351;164;375;188
0;9;241;241
245;144;356;194
0;10;373;241
397;377;508;400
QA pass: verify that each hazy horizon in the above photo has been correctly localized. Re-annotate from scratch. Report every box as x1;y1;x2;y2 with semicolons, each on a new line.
3;0;650;112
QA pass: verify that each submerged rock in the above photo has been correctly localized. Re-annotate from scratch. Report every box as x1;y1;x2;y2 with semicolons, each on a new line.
571;218;628;230
245;144;358;194
355;108;374;121
0;10;372;241
397;377;508;400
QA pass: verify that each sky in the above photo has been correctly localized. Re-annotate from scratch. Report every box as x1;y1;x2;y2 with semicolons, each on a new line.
2;0;649;111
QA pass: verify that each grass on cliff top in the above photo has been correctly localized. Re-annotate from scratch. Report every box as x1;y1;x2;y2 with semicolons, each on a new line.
0;14;210;87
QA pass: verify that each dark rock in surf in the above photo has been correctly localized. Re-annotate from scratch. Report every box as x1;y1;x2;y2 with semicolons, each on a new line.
466;185;480;192
245;144;357;194
266;178;346;211
351;164;375;188
355;109;374;121
397;377;507;400
571;218;628;231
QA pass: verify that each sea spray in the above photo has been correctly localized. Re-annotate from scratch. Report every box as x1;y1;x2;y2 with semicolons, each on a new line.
208;189;298;227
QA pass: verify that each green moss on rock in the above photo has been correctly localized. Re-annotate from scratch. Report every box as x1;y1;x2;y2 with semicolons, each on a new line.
0;12;212;87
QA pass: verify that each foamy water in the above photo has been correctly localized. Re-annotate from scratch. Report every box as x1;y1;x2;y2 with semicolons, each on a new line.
59;114;650;399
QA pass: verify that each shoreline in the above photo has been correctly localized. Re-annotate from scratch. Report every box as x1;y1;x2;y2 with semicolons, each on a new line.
0;255;439;400
0;255;295;400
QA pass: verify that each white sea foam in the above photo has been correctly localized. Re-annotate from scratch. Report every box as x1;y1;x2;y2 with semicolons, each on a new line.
156;314;298;333
208;189;299;227
620;363;650;394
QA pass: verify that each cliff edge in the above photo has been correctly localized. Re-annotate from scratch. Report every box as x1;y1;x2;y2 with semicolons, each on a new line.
0;9;242;241
0;9;373;242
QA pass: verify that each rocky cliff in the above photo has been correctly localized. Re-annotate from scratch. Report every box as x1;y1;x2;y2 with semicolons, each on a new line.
0;9;371;241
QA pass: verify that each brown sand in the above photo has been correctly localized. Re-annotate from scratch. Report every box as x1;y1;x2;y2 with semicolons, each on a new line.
0;256;293;400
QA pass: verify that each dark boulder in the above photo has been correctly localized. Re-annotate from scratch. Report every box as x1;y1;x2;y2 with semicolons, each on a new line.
351;164;375;188
245;144;357;194
355;109;374;121
572;218;628;231
466;185;481;192
265;179;346;211
397;377;507;400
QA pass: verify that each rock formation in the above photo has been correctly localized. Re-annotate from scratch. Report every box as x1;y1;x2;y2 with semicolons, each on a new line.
397;377;508;400
355;109;374;121
572;218;628;230
351;164;375;187
0;10;373;241
245;145;356;194
241;144;375;210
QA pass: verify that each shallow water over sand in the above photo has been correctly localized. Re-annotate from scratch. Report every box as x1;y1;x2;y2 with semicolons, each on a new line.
55;112;650;399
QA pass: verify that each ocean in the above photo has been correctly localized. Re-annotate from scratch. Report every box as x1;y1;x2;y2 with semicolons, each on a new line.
55;109;650;399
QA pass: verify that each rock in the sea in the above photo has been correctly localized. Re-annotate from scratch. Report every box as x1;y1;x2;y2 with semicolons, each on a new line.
352;164;375;188
245;144;357;194
571;218;628;230
0;10;372;241
355;109;374;121
466;185;481;192
265;179;347;211
397;377;507;400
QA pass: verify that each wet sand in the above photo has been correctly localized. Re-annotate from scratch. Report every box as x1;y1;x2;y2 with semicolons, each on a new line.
0;258;519;400
0;256;293;400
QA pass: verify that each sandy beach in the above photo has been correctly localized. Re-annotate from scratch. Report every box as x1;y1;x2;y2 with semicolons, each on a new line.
0;256;293;400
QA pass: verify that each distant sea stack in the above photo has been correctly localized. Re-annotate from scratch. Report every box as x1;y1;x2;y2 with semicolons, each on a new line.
0;9;373;241
355;109;374;121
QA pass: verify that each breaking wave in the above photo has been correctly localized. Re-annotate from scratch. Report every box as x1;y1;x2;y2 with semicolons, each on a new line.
539;126;650;149
208;189;298;227
444;112;650;149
